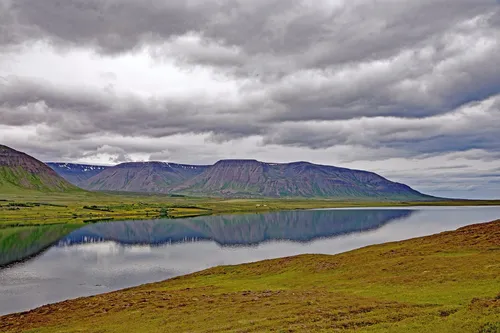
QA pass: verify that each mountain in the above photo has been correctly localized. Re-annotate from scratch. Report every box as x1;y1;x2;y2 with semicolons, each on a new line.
0;145;79;192
173;159;432;199
46;156;432;200
47;163;109;187
82;162;209;193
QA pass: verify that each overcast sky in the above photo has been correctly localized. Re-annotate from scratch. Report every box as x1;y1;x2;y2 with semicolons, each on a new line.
0;0;499;199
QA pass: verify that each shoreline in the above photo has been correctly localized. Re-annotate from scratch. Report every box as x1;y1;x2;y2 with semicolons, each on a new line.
1;193;500;227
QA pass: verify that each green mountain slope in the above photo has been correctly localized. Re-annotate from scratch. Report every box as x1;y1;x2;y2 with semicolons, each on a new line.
0;145;80;193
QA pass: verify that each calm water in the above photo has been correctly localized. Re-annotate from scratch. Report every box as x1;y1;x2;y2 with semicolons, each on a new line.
1;206;499;315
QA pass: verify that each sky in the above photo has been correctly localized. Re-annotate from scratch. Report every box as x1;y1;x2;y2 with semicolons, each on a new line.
0;0;499;199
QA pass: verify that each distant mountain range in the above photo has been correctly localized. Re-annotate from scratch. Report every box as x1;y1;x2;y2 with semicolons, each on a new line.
0;145;78;192
0;144;434;199
82;162;209;193
170;159;429;199
50;159;431;200
47;163;110;187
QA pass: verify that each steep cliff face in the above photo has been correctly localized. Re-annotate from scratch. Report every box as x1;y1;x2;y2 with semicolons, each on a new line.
82;162;209;193
46;163;109;187
173;160;431;199
0;145;79;192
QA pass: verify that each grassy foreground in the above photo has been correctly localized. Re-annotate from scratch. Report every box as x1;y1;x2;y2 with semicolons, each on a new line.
1;220;499;333
1;190;500;227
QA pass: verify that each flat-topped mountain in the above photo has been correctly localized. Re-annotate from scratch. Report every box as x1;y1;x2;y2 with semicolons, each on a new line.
82;161;209;193
0;145;79;192
47;163;109;187
44;158;434;199
173;159;431;200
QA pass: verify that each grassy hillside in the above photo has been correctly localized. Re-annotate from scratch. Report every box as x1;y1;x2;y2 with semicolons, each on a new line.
0;145;80;193
1;220;499;332
0;166;80;193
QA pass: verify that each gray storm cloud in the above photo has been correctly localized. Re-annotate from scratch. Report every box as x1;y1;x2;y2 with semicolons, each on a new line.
0;0;499;197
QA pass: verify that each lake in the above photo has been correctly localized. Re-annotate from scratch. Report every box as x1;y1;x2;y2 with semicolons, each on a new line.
1;206;499;315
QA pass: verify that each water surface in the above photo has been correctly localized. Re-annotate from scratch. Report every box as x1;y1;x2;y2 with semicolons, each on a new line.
1;206;499;315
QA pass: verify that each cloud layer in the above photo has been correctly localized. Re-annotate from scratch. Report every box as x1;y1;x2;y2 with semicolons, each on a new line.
1;0;499;198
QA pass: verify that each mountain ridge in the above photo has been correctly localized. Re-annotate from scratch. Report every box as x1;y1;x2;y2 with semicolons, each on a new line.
46;163;109;187
82;161;210;193
1;144;433;200
172;159;431;199
69;158;433;200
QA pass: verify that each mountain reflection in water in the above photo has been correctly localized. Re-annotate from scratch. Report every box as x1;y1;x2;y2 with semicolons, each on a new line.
59;209;413;247
3;206;500;316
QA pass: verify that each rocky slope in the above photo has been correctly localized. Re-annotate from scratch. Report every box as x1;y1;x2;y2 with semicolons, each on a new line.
0;145;79;192
82;162;209;193
47;163;109;187
173;159;432;199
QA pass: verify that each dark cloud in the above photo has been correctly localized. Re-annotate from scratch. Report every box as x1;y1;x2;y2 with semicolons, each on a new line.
1;0;500;197
5;0;211;52
2;75;499;160
3;1;500;123
3;1;497;66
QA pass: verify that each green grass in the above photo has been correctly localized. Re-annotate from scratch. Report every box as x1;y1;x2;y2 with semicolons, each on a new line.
1;190;499;227
0;166;80;193
1;220;498;332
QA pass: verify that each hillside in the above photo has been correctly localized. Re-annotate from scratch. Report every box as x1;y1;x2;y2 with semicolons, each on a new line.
174;159;432;199
46;163;109;187
0;145;80;193
82;162;209;193
2;220;499;332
